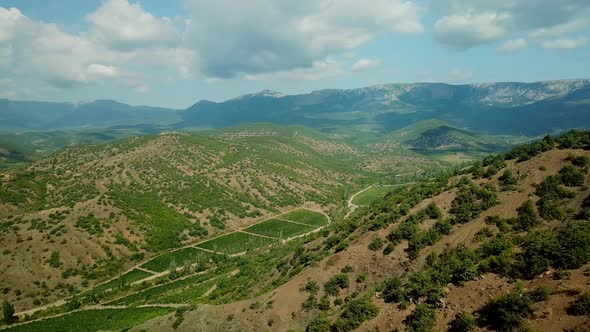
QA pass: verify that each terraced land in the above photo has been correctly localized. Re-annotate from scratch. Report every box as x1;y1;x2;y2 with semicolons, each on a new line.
244;218;317;239
278;209;329;226
140;247;218;272
83;269;154;295
196;232;279;255
3;307;175;332
107;270;219;306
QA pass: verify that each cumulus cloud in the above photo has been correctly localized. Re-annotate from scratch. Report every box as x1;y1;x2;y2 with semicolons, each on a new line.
1;0;427;96
351;58;381;71
496;38;527;53
434;10;510;49
0;1;193;95
86;0;181;50
541;36;588;49
184;0;422;78
432;0;590;49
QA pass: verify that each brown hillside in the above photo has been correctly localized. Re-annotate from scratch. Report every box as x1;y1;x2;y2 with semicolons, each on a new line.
133;147;590;332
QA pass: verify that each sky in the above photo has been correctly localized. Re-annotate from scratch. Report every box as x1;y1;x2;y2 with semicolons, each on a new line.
0;0;589;109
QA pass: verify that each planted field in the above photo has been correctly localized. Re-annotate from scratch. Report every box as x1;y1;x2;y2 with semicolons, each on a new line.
85;269;153;295
107;270;218;306
3;307;175;332
196;232;278;255
141;247;216;272
155;279;217;304
245;218;317;239
279;209;329;227
352;186;402;206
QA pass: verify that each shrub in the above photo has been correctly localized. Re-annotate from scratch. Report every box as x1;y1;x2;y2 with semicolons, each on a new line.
404;304;436;332
514;200;541;231
318;296;330;311
2;300;15;324
302;280;319;295
306;313;331;332
479;287;533;331
558;164;586;187
529;285;551;302
569;155;590;168
47;251;62;268
567;293;590;316
368;237;384;251
450;181;497;224
499;170;517;190
556;221;590;269
324;274;349;297
517;230;559;278
449;311;476;332
382;243;394;255
381;276;404;303
331;296;379;332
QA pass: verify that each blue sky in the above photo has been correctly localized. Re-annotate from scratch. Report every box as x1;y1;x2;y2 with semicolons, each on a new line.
0;0;589;108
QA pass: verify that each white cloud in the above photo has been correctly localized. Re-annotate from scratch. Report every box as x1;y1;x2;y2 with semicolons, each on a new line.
434;10;510;49
351;58;381;71
496;38;527;53
86;0;180;50
541;36;588;49
87;64;119;78
184;0;422;78
432;0;590;49
0;1;195;96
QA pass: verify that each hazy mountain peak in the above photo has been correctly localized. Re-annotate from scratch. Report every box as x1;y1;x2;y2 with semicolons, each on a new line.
232;89;286;101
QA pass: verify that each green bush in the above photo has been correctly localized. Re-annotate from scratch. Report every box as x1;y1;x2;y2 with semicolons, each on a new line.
529;285;551;302
449;311;476;332
499;169;517;190
556;221;590;269
514;200;541;231
517;230;559;278
568;155;590;168
567;293;590;316
558;164;586;187
479;287;533;331
404;304;436;332
306;314;331;332
381;277;404;303
368;237;384;251
2;300;15;324
331;296;379;332
324;274;349;297
450;181;497;224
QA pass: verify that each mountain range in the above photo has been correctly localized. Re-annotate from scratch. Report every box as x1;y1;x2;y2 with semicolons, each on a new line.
2;79;590;135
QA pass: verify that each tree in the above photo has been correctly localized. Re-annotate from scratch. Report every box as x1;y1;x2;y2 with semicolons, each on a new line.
480;287;533;331
514;200;541;231
558;164;585;187
449;311;476;332
499;170;517;190
404;304;436;332
557;221;590;269
2;300;15;324
518;230;559;278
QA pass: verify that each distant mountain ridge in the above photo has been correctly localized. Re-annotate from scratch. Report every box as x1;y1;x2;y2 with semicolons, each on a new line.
182;79;590;135
1;79;589;135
